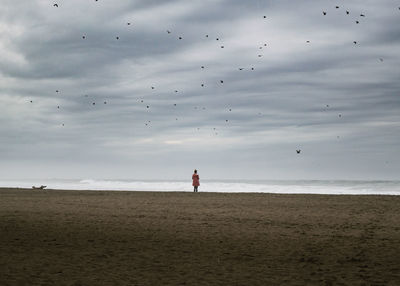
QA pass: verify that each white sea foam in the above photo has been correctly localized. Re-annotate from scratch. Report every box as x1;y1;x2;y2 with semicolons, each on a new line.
1;179;400;195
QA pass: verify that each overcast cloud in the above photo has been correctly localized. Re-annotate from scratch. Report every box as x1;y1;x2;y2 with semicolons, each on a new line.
0;0;399;180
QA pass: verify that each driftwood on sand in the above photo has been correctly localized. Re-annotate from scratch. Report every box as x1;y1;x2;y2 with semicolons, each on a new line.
32;185;47;189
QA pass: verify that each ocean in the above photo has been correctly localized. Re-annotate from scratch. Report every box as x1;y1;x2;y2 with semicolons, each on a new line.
1;179;400;195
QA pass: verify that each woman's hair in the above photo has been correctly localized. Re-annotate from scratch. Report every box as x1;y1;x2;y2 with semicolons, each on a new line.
194;169;197;173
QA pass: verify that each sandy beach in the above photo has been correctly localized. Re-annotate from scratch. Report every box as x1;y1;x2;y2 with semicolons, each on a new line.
0;188;399;286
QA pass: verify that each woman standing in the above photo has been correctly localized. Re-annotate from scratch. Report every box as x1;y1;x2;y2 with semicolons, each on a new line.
192;169;200;192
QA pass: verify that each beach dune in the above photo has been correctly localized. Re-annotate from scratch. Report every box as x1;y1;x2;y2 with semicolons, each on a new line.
0;188;399;285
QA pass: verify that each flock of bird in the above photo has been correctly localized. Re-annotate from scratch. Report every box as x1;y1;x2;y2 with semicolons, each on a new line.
25;2;398;154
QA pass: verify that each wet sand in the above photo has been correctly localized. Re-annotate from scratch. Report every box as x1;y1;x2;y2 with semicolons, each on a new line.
1;188;399;286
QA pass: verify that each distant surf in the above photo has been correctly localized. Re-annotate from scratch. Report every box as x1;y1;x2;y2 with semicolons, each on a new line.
1;179;400;195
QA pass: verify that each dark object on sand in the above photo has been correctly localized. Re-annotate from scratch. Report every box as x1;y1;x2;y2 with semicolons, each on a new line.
32;185;47;190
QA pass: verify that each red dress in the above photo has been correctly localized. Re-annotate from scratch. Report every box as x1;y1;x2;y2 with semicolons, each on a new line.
192;174;200;187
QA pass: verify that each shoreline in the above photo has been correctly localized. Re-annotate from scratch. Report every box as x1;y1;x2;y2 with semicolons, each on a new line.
1;187;399;196
1;188;399;285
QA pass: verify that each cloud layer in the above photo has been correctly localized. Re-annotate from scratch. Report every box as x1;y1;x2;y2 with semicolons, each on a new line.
1;0;399;180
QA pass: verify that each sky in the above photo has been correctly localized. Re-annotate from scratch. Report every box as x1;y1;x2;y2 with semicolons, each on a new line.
0;0;399;181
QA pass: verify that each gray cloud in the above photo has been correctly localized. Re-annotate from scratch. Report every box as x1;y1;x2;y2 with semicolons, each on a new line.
0;0;399;180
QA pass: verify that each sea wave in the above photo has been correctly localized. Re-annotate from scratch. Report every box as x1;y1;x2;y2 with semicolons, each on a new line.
1;179;400;195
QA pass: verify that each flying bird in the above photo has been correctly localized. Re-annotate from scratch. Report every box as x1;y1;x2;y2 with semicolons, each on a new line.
296;150;301;154
323;11;327;15
53;3;58;7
